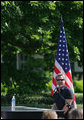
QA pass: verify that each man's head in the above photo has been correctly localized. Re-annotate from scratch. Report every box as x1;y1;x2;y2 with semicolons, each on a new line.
42;110;58;119
55;73;65;88
68;108;83;119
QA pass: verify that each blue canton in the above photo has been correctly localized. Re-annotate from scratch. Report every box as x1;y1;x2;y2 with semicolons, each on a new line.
56;19;71;73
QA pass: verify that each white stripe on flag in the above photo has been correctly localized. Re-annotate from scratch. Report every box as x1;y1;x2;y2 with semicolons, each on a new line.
52;83;56;91
53;71;57;79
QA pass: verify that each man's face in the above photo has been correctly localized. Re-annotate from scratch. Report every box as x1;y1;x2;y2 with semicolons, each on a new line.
56;75;65;88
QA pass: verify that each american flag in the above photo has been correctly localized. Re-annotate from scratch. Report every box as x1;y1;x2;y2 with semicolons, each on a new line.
51;18;77;108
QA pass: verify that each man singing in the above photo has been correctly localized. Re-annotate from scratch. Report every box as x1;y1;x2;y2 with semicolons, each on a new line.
52;73;75;118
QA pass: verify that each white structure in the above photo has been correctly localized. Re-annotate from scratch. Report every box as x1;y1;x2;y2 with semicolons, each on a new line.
1;53;83;72
1;54;4;63
74;62;83;72
16;53;44;70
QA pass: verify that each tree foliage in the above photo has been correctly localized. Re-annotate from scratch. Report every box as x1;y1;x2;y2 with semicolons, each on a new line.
1;1;83;66
1;1;83;96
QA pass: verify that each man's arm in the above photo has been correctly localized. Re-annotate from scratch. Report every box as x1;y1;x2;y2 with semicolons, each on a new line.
52;103;58;110
62;86;74;114
63;99;73;114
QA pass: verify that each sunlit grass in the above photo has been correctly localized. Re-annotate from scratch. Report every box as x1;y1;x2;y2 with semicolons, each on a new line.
77;104;83;109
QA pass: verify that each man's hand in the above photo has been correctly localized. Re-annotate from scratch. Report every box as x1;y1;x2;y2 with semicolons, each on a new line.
63;99;73;114
52;103;58;110
63;104;69;114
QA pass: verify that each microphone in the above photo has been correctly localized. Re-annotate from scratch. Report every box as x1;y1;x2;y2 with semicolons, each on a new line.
53;85;60;95
56;85;59;92
54;85;59;94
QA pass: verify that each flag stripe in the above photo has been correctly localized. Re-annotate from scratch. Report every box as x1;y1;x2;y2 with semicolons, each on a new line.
53;77;56;86
66;71;73;83
53;71;57;79
51;89;54;96
54;65;60;74
52;83;56;91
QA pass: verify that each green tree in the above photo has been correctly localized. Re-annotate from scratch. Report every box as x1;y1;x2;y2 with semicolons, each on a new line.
1;1;83;96
1;1;83;67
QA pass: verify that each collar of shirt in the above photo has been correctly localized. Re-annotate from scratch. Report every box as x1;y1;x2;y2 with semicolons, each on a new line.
60;85;66;91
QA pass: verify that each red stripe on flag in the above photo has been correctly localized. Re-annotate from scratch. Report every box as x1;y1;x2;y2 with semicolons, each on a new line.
65;81;70;88
54;65;60;74
73;94;76;102
51;89;53;96
66;71;73;83
52;77;56;86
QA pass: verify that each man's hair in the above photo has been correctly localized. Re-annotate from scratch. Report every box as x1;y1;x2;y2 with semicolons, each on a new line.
68;108;83;119
41;110;58;119
55;73;65;80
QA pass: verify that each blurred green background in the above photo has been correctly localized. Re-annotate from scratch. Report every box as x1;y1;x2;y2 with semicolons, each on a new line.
1;1;83;109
